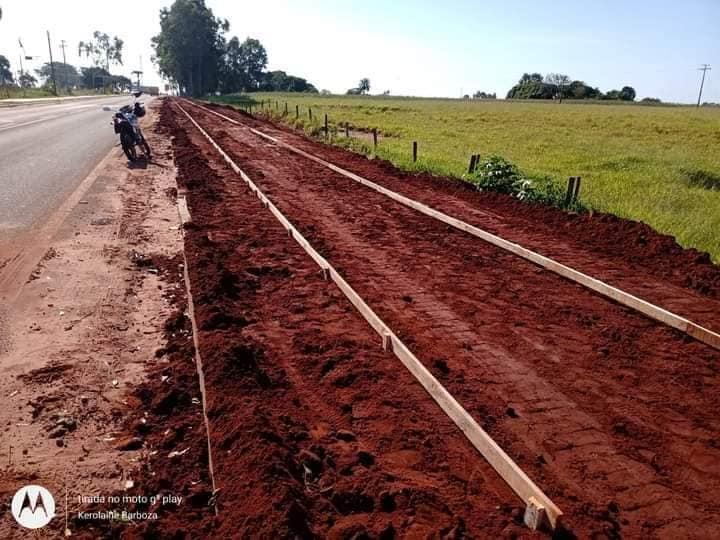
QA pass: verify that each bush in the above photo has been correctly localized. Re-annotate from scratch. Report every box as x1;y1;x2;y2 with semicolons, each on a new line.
468;155;585;210
469;155;524;194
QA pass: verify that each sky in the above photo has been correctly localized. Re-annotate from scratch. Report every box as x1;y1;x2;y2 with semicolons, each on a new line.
0;0;718;103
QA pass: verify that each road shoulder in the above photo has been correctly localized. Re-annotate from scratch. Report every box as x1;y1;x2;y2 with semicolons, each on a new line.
0;103;193;537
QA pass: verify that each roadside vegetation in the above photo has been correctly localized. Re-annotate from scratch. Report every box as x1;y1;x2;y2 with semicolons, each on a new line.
210;92;720;261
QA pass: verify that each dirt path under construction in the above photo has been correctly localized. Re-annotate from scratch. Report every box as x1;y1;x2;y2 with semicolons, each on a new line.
204;101;720;337
164;98;720;539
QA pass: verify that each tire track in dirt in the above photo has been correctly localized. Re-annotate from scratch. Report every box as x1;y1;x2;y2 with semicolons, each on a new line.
179;100;720;539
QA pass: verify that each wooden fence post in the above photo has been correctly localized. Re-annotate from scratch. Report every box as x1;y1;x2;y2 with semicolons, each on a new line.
372;128;378;149
412;141;418;162
296;104;299;118
324;113;328;138
565;177;577;206
276;100;279;110
573;177;582;201
285;102;288;115
468;154;478;174
345;123;350;137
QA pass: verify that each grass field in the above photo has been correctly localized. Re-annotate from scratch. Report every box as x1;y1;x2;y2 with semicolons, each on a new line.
209;93;720;261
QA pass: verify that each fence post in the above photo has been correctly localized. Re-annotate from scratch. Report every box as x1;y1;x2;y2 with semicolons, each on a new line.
296;104;299;118
345;124;350;138
412;141;418;162
565;177;577;206
285;102;288;115
261;100;264;108
468;155;477;174
309;107;312;120
372;128;378;150
573;177;582;201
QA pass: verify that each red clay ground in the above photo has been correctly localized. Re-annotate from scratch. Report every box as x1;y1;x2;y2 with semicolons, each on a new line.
159;99;539;539
204;100;720;336
162;98;720;539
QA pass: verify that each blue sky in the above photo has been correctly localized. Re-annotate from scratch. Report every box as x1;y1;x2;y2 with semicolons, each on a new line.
1;0;717;102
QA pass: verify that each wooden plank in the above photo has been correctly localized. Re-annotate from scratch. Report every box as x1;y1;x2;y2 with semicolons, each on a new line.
176;99;563;530
187;100;720;352
177;196;191;225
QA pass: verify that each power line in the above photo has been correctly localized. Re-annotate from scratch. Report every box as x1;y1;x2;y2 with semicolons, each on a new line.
697;64;711;108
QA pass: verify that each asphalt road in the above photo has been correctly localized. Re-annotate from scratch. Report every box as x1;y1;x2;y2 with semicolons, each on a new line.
0;96;138;242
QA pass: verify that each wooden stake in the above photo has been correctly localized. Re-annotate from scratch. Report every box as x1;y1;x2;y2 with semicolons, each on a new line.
372;128;377;149
413;141;418;162
573;176;582;201
309;107;312;120
468;154;478;174
565;177;576;206
296;104;299;118
285;102;288;115
324;113;328;138
345;124;350;138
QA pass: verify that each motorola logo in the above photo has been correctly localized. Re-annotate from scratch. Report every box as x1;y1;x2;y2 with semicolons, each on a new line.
10;485;55;529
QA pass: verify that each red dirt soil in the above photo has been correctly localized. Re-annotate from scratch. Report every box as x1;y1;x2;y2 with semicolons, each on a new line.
203;100;720;335
168;98;720;539
160;99;541;538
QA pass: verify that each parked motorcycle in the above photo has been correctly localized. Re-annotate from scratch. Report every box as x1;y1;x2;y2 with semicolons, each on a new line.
103;94;151;161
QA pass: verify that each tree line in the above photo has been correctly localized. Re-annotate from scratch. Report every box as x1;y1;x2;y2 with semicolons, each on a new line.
152;0;317;96
0;30;130;93
506;73;641;102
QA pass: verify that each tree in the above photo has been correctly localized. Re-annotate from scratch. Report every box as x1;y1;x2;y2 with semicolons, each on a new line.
152;0;228;96
19;72;37;88
0;55;13;85
78;31;124;71
219;36;249;92
358;78;370;94
473;90;496;99
568;80;600;99
620;86;636;101
602;86;636;101
36;62;80;88
258;70;317;92
506;73;553;99
238;38;266;89
544;73;570;101
80;66;111;88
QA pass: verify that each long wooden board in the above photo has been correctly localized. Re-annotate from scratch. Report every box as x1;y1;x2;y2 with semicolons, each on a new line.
186;99;720;352
175;101;563;530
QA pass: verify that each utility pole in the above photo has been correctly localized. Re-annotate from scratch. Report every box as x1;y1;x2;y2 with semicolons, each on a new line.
47;30;57;96
697;64;711;108
18;38;26;97
59;40;68;90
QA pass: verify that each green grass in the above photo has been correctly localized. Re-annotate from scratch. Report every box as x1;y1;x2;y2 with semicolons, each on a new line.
0;86;111;100
208;92;720;262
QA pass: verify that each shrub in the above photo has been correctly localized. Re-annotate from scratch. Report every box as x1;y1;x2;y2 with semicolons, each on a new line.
469;155;524;195
468;155;585;211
